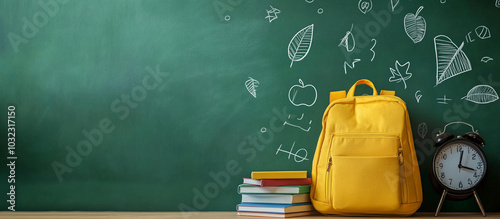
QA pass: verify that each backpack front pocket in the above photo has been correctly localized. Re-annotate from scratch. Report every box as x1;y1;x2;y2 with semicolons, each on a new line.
331;156;401;213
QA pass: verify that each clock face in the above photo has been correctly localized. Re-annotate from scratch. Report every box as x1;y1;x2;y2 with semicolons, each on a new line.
433;140;487;192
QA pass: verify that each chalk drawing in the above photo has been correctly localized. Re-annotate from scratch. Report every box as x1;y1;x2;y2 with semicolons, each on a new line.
418;122;428;139
305;0;314;3
481;56;493;63
440;0;446;3
224;15;230;21
465;31;475;43
318;8;324;14
370;39;377;61
415;90;422;103
358;0;373;14
437;95;452;104
288;79;317;107
245;77;259;98
391;0;400;11
344;59;361;74
462;85;499;104
288;24;314;68
389;60;412;89
265;5;281;23
404;6;426;43
261;127;267;133
496;0;500;8
283;114;312;132
276;142;309;163
475;25;491;39
434;35;472;86
339;24;355;52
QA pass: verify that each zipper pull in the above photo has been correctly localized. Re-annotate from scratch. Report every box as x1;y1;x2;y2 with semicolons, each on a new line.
327;157;332;171
399;148;404;165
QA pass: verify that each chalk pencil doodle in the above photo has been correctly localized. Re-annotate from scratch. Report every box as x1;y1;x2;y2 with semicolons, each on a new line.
370;39;376;61
389;60;412;89
358;0;373;14
283;114;312;132
288;79;317;107
344;59;361;74
462;85;499;104
404;6;426;43
339;24;355;52
437;95;452;104
288;24;314;68
496;0;500;8
391;0;400;11
276;142;309;163
265;5;281;23
465;31;475;43
245;77;259;98
417;122;428;139
481;56;493;63
434;35;472;86
475;25;491;40
317;8;324;14
415;90;422;103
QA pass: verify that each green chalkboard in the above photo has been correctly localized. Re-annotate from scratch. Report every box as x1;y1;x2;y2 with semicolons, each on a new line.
1;0;499;213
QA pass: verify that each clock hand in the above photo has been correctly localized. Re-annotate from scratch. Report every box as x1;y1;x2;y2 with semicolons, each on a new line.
461;165;476;171
458;151;464;168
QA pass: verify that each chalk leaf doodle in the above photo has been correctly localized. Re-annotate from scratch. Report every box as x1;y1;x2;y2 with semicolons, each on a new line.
288;24;314;68
404;6;426;44
265;5;280;23
417;122;428;139
481;56;493;63
245;77;259;98
288;79;317;107
339;24;355;52
434;35;472;86
462;85;499;104
475;25;491;40
389;60;412;89
391;0;400;11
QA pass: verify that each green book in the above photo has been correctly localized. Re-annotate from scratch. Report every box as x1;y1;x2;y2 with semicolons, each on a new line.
238;184;311;194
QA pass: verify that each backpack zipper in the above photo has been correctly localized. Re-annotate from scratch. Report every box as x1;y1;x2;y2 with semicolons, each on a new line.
399;147;408;204
326;157;332;204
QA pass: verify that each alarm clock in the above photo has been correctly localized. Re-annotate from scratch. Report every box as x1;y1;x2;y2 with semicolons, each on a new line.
431;122;487;217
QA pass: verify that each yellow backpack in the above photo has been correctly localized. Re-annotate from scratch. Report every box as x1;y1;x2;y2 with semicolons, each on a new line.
310;79;422;216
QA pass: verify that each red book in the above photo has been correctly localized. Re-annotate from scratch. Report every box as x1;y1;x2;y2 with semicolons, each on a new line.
243;178;311;187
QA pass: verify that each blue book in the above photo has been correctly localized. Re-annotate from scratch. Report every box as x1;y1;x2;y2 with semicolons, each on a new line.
236;203;314;214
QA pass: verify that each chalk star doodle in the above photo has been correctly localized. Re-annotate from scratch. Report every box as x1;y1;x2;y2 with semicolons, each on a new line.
389;60;412;89
344;59;361;74
437;95;452;104
283;114;312;132
276;142;309;163
265;5;281;23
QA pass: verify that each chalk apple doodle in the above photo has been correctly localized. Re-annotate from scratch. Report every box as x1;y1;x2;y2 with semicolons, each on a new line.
288;79;317;107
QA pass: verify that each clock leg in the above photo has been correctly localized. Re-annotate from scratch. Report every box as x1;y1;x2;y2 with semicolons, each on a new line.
473;190;486;217
435;190;447;217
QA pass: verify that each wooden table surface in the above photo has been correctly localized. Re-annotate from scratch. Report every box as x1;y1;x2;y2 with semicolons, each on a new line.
0;212;498;219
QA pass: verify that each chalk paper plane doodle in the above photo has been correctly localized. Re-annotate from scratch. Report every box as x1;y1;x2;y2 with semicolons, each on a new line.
434;35;472;86
462;85;499;104
288;24;314;68
265;5;281;23
389;60;412;89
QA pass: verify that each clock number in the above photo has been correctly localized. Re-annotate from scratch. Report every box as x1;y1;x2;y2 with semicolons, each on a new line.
474;172;478;178
440;172;445;178
459;181;463;188
439;163;443;169
472;154;476;160
477;162;483;170
442;154;447;160
449;178;453;185
457;145;463;153
468;178;473;185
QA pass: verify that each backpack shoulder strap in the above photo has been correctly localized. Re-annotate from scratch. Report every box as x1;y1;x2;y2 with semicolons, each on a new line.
330;90;346;103
380;90;395;96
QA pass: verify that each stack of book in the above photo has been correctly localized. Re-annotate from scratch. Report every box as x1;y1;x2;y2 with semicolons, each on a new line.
236;171;315;218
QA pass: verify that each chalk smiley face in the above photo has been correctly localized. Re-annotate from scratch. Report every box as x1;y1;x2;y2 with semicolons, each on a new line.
288;79;317;107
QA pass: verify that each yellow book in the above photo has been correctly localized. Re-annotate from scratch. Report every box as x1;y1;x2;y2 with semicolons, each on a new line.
251;171;307;179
